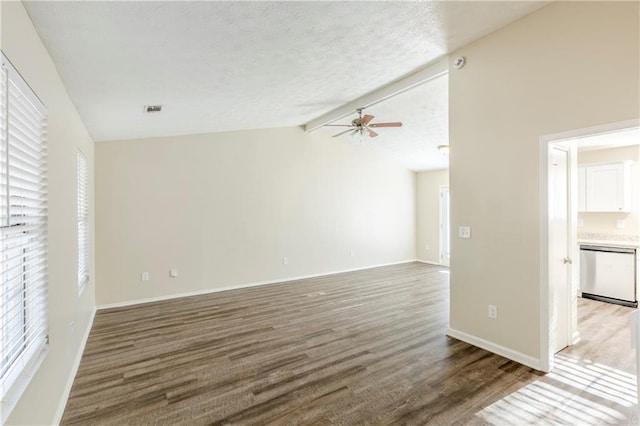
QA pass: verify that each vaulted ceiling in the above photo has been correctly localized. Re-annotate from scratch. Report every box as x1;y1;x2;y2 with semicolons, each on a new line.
23;1;548;170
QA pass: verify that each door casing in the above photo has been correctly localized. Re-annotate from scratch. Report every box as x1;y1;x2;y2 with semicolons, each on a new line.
439;185;450;267
539;118;639;372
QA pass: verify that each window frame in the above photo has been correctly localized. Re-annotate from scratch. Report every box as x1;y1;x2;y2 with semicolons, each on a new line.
0;51;49;423
77;149;89;294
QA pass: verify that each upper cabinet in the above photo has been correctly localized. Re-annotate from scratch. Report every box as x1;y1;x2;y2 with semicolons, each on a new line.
578;161;632;212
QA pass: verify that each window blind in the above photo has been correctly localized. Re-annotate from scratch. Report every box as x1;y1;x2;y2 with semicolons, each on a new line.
0;52;48;414
77;150;88;294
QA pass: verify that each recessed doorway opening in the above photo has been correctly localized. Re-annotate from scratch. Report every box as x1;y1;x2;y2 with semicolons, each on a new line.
540;119;640;373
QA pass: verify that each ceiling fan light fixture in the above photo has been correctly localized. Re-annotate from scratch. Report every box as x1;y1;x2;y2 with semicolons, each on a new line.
438;144;450;155
328;108;403;139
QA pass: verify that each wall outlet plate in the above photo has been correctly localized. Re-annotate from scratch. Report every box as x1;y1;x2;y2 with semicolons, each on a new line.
459;226;471;239
488;305;498;319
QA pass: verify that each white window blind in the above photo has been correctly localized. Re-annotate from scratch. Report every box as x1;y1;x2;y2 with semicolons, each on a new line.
77;150;88;294
0;52;48;418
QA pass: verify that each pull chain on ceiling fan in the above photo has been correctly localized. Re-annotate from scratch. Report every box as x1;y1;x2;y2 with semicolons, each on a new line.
325;108;402;139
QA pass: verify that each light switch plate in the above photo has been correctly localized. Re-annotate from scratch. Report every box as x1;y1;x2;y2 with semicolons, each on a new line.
458;226;471;239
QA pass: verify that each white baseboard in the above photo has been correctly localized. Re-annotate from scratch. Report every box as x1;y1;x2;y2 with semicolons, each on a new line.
54;307;96;425
415;259;444;266
97;259;420;310
447;327;543;371
571;330;581;346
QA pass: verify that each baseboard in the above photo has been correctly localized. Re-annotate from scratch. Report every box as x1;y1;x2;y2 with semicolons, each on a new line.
447;327;543;371
415;259;444;266
54;307;96;424
97;259;420;310
571;330;581;346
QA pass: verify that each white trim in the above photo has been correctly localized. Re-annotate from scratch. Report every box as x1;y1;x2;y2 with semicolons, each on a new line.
415;259;442;266
54;307;96;425
447;328;542;371
571;330;581;346
1;51;46;114
539;132;552;372
0;346;49;424
97;260;420;310
538;118;640;373
438;185;450;267
304;57;448;132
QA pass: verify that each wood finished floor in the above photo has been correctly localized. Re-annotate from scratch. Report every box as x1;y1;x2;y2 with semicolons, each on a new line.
62;263;638;425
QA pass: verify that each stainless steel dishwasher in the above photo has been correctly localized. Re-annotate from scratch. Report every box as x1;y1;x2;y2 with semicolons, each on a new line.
580;245;637;307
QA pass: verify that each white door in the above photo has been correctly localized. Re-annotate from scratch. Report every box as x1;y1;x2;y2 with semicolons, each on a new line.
439;186;450;267
549;145;570;353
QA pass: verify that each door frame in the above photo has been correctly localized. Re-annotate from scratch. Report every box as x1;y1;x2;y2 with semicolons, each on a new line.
439;185;450;267
539;118;639;372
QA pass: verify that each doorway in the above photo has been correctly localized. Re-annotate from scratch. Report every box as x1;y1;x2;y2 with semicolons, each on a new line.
439;185;450;267
540;119;639;372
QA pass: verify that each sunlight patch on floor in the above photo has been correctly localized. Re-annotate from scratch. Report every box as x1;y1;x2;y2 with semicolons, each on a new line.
475;353;636;425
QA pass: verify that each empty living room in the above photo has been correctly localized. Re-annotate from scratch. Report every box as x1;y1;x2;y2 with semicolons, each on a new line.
1;1;639;425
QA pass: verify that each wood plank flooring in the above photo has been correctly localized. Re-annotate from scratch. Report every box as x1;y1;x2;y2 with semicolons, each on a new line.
62;262;638;425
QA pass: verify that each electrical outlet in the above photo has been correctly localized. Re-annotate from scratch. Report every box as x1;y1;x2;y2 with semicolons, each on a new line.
282;257;289;265
350;249;354;257
170;268;178;278
617;220;625;229
488;305;498;320
459;226;471;239
141;272;149;281
425;244;430;250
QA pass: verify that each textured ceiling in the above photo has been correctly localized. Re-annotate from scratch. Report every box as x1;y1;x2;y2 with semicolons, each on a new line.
23;1;548;170
320;73;449;171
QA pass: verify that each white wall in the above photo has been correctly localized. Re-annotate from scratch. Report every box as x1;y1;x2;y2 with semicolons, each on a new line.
578;145;640;237
2;2;95;424
96;127;416;306
416;169;448;264
449;2;639;363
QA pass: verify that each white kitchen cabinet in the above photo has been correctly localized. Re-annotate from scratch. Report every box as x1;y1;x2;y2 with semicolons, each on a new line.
578;161;632;212
578;166;586;212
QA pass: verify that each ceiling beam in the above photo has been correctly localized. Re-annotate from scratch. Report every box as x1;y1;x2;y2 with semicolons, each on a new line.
304;56;449;133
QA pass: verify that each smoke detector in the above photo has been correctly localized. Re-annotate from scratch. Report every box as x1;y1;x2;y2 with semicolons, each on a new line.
144;105;163;113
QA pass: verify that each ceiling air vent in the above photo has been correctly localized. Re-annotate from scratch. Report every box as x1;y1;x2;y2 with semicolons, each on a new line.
144;105;163;113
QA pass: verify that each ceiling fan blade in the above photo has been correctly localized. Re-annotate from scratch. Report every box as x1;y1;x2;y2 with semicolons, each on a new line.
332;128;355;137
367;129;379;138
370;122;403;128
324;124;352;127
361;114;374;125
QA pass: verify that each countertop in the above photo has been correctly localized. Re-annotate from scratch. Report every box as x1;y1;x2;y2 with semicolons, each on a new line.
577;239;640;249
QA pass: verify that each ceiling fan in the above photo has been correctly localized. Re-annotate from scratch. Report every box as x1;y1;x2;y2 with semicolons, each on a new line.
326;108;402;139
